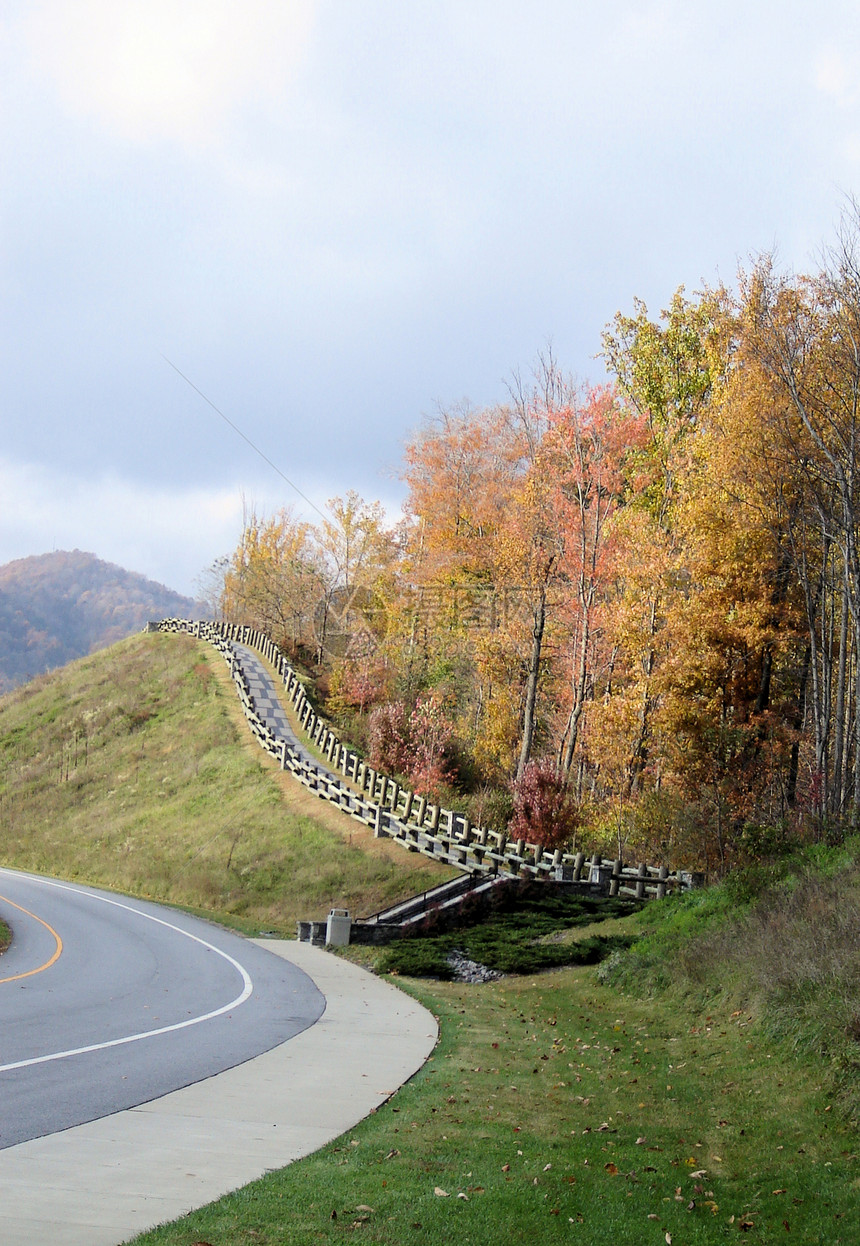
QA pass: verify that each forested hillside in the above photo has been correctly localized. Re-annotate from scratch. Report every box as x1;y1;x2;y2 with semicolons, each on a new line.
217;216;860;874
0;550;200;692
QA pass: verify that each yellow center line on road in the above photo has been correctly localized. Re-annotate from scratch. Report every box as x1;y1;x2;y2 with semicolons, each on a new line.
0;895;63;984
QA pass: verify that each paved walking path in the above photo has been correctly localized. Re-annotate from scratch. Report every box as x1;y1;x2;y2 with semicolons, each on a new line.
235;641;374;822
236;643;319;767
0;942;437;1246
236;644;294;737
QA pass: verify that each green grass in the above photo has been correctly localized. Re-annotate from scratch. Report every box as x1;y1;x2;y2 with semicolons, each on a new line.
599;846;860;1120
0;632;455;934
121;848;859;1245
125;965;859;1245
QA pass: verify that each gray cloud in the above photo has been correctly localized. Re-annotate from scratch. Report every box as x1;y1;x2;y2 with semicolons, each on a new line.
2;1;858;591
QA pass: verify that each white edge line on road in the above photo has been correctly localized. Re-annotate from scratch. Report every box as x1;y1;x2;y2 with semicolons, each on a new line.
0;871;254;1074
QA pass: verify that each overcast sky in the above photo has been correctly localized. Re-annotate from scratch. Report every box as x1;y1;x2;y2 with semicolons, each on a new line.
2;1;859;596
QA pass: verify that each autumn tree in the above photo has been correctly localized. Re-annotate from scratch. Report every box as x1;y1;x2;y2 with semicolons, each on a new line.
401;364;646;792
542;385;647;787
738;212;860;825
313;490;396;664
598;289;721;801
400;402;520;769
401;365;584;783
222;505;324;653
503;353;571;779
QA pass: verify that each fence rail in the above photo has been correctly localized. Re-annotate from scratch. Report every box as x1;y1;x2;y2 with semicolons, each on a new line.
151;618;691;898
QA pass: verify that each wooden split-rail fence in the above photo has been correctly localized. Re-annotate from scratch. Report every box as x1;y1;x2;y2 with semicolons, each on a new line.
153;618;690;900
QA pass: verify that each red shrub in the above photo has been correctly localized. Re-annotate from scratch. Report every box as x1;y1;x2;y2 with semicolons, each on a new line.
510;759;580;852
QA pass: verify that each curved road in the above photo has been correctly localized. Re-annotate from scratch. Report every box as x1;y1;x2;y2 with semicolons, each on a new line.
0;868;325;1150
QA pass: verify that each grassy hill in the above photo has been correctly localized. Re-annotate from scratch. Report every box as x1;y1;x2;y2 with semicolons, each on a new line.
0;629;454;930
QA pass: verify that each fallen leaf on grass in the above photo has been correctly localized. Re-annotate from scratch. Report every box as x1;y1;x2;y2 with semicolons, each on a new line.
356;1205;374;1213
604;1162;619;1175
434;1187;449;1197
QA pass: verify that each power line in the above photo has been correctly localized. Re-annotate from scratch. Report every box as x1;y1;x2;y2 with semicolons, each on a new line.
162;355;329;523
163;354;385;660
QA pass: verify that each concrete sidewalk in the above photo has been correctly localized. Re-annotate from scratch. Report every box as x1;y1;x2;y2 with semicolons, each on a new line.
0;942;438;1246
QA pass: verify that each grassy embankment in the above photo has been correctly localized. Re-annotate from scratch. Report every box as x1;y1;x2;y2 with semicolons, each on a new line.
0;631;455;933
125;844;859;1246
2;631;857;1242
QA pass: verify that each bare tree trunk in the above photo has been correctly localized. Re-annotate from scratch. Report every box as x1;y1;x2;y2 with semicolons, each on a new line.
623;599;658;799
517;587;547;779
787;645;811;807
832;570;850;814
853;620;860;826
561;598;592;780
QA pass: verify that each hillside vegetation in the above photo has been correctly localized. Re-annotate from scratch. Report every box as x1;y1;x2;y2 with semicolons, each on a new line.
0;630;453;931
0;549;201;693
217;215;860;875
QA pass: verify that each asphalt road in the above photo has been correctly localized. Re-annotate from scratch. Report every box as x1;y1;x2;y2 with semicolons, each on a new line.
0;868;325;1150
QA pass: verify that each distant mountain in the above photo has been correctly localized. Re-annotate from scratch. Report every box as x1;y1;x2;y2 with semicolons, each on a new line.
0;550;204;693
